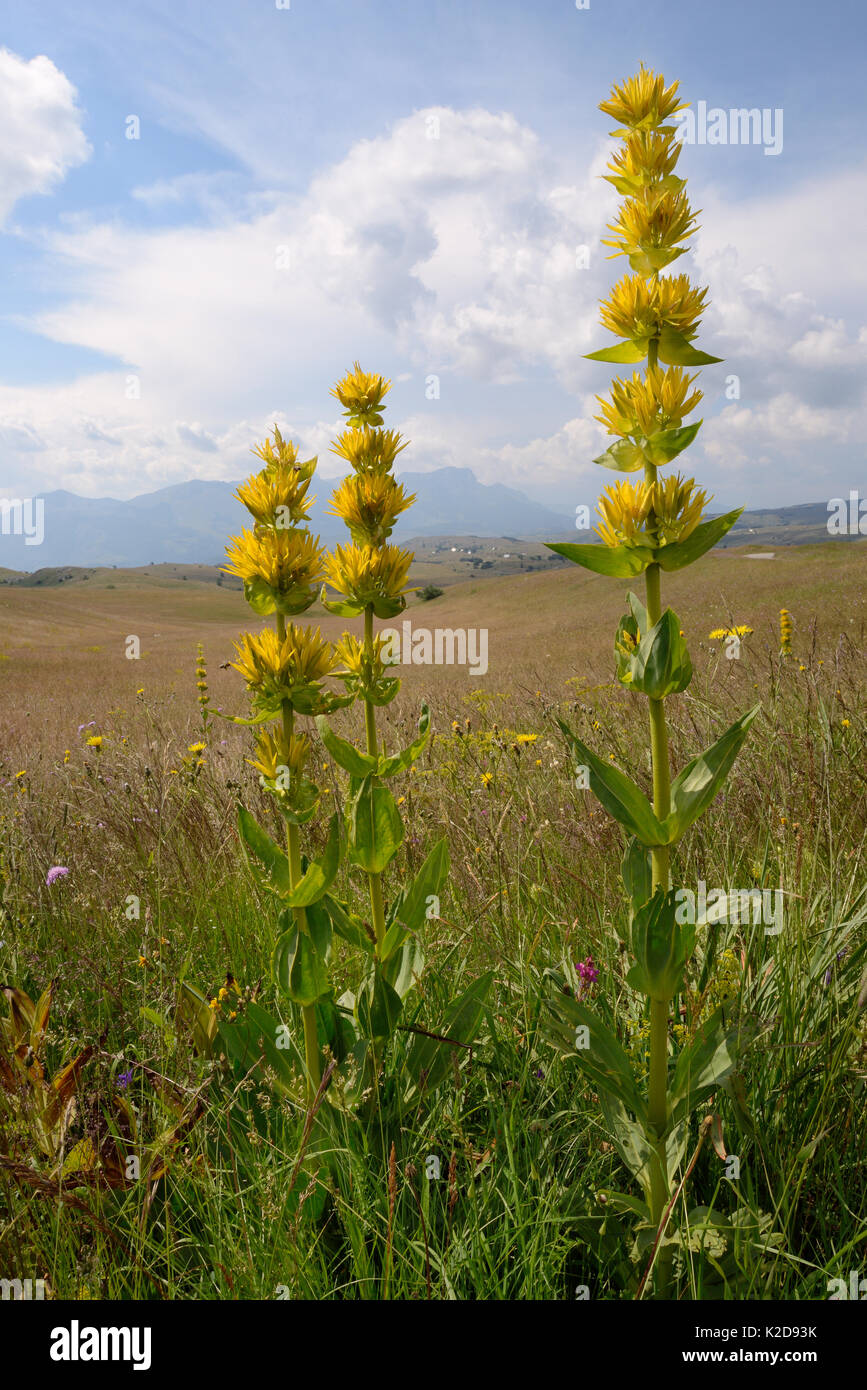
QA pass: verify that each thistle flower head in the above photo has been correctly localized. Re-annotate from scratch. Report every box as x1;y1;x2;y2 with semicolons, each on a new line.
596;365;702;439
328;472;416;547
331;362;391;427
599;273;708;345
223;527;325;615
599;64;686;134
324;542;412;609
331;426;408;474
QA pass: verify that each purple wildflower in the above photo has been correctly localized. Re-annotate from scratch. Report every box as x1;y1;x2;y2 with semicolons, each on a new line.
116;1068;134;1089
576;955;599;988
46;866;69;887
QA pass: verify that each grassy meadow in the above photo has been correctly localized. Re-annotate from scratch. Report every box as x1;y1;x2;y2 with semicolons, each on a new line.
1;539;865;1300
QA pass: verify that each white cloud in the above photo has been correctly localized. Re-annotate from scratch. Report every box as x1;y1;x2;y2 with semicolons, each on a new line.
0;49;90;224
2;101;866;507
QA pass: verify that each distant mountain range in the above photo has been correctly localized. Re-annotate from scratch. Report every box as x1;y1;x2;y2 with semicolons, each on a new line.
0;471;858;571
0;468;575;570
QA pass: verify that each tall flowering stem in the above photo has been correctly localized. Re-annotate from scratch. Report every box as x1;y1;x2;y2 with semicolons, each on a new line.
545;66;760;1297
225;427;347;1105
321;365;416;960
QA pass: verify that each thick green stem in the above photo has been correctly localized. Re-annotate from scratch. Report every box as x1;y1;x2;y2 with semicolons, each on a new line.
363;604;388;957
643;380;674;1294
276;614;320;1104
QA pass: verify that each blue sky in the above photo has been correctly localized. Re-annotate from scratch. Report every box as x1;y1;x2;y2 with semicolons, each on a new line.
0;0;865;514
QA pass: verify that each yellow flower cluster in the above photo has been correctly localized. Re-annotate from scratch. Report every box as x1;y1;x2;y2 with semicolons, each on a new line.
224;526;325;615
596;474;710;549
599;274;708;351
779;607;793;657
325;365;414;627
231;625;336;707
596;365;702;440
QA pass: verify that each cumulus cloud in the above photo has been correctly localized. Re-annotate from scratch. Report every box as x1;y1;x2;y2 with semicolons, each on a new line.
2;99;866;506
0;48;90;224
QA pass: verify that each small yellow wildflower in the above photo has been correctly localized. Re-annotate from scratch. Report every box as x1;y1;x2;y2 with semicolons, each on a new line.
481;772;493;787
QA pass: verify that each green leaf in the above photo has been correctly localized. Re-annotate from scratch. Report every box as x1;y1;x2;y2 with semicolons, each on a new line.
545;994;648;1122
385;837;449;952
280;813;343;907
629;244;687;275
622;837;653;917
585;339;647;364
627;889;696;1002
402;972;493;1104
378;703;432;777
656;508;743;571
593;439;645;473
347;778;404;873
381;933;425;998
355;968;403;1042
669;1007;742;1127
544;541;655;578
657;325;722;366
371;593;409;620
315;716;377;777
319;588;366;618
624;608;692;699
559;720;669;847
643;419;702;466
665;705;761;841
274;923;330;1006
322;893;375;953
237;804;292;894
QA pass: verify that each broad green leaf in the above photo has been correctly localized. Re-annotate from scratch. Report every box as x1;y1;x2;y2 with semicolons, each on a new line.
274;924;330;1006
622;836;653;917
319;588;365;618
593;439;645;473
381;933;425;998
629;244;686;274
545;994;648;1121
657;325;722;366
656;507;743;571
378;703;432;777
585;339;647;364
281;813;343;907
627;889;696;1002
559;720;669;847
669;1007;741;1127
643;419;702;466
402;972;493;1104
665;705;761;841
544;541;655;578
347;778;404;873
385;837;450;952
624;608;692;699
371;592;408;620
322;893;375;953
315;716;377;777
355;968;403;1041
237;804;292;894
